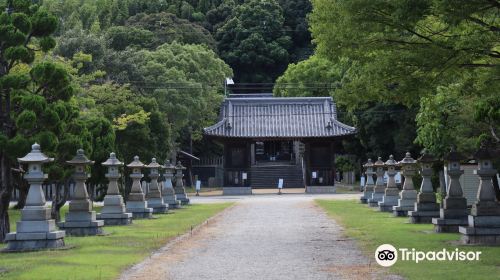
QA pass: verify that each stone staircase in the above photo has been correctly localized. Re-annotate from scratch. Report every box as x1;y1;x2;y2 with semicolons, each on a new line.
250;164;305;188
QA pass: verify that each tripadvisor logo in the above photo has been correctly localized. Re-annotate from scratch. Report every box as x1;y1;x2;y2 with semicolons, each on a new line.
375;244;398;267
375;244;482;267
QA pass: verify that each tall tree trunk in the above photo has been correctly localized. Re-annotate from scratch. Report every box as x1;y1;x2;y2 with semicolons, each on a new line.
0;153;13;242
438;170;446;206
14;177;28;209
51;180;70;222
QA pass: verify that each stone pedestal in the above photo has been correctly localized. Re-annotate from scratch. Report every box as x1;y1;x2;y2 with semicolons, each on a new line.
378;155;399;212
5;143;65;251
174;162;190;205
360;159;375;204
97;153;132;225
58;149;104;236
162;160;180;208
125;156;153;219
459;148;500;245
393;152;418;217
367;157;385;207
433;150;468;233
145;158;168;214
408;153;439;223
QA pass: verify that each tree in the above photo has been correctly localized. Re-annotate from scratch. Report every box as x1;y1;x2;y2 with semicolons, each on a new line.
105;26;155;51
82;82;171;165
278;0;312;62
126;42;232;143
308;0;499;155
54;28;107;74
274;55;346;97
216;0;291;83
0;0;84;240
204;0;236;32
126;12;216;50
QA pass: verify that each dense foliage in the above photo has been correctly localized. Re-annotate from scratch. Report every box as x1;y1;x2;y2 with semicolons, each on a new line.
276;0;499;159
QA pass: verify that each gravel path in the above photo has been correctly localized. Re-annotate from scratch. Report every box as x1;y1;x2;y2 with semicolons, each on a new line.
120;194;401;280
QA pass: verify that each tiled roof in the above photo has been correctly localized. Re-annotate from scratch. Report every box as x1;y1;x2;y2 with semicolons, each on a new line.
204;95;356;139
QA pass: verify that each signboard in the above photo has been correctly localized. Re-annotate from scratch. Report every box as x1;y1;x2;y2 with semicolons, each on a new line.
242;172;247;180
278;179;283;189
195;180;201;191
312;172;317;179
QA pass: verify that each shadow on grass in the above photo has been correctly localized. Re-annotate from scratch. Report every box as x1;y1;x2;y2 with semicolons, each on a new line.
316;199;500;280
0;203;232;280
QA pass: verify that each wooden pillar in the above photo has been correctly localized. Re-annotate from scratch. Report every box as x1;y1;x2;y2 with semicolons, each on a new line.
250;142;255;165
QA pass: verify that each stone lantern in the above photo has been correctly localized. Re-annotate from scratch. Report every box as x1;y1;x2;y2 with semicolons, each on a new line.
408;152;440;223
378;155;399;212
360;159;375;204
393;152;418;216
125;156;153;219
367;157;386;207
459;146;500;245
162;160;180;209
432;148;468;232
58;149;104;236
174;161;190;205
145;158;168;214
5;143;65;251
97;152;132;225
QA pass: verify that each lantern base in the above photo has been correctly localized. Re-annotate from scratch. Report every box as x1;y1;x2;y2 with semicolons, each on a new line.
4;230;65;252
378;195;398;212
150;204;169;214
393;198;418;217
147;198;169;214
58;220;105;236
367;192;384;207
175;193;190;205
432;217;468;233
459;216;500;245
126;200;153;219
163;195;181;209
360;190;373;204
97;212;133;225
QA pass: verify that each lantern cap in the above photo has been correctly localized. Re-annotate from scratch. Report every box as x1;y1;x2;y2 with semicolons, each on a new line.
102;152;123;166
175;161;186;170
163;159;175;169
145;158;163;169
127;155;145;168
18;143;54;163
67;149;94;165
385;155;397;166
398;152;417;165
363;158;374;167
444;147;464;162
473;144;492;160
418;150;437;163
373;156;385;167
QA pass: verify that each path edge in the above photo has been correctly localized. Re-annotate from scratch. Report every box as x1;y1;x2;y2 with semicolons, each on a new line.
118;203;238;280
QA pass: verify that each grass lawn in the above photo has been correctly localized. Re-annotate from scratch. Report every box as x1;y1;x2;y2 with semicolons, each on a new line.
316;200;500;280
0;203;232;280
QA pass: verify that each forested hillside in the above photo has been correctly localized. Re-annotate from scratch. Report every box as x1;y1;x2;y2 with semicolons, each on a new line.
1;0;312;171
